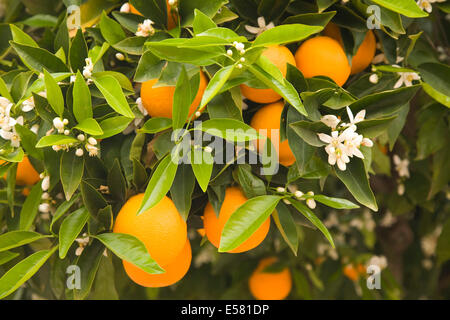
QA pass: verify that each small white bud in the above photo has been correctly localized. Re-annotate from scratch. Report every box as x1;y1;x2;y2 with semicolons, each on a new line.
41;176;50;191
39;173;45;179
283;199;291;205
306;198;316;209
369;73;379;84
276;187;286;193
195;111;201;118
88;137;97;145
64;129;70;136
237;64;243;69
227;49;233;56
120;3;130;13
75;148;84;157
39;203;50;213
77;134;85;141
115;53;125;61
52;145;61;152
294;191;304;199
204;146;213;153
240;57;246;62
63;119;69;125
41;192;50;200
240;49;245;55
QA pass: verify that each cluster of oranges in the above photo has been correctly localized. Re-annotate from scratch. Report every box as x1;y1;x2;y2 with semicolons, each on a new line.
118;21;377;298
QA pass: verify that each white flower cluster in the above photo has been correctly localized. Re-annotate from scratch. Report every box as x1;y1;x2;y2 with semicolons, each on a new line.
282;185;317;209
244;17;275;36
136;19;155;37
417;0;446;13
0;97;23;148
318;107;373;171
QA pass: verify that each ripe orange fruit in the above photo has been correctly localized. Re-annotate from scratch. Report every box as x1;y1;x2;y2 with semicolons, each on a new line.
343;264;359;281
241;45;296;104
249;257;292;300
130;1;178;29
140;71;208;119
1;156;40;186
250;101;295;167
113;194;187;267
203;187;270;253
123;238;191;288
295;36;351;87
323;22;376;75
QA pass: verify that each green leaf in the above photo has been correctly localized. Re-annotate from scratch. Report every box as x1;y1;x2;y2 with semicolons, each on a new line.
348;85;420;118
74;118;103;136
273;202;298;255
287;107;314;175
93;76;134;118
43;69;64;116
95;116;133;139
19;183;43;231
139;117;172;134
283;12;336;27
248;63;306;116
0;231;47;252
356;116;397;139
73;71;93;122
0;251;19;266
69;28;88;73
130;0;168;27
0;246;57;299
99;11;126;45
138;154;178;214
219;195;281;252
200;65;234;109
10;24;38;47
60;150;84;201
179;0;228;26
335;158;378;211
14;124;43;160
234;164;266;199
370;0;428;18
59;208;89;259
193;9;217;34
172;66;192;130
10;42;69;73
80;181;107;218
197;118;259;142
36;135;79;148
134;50;165;83
0;77;13;102
71;240;105;300
291;199;335;248
50;194;80;233
170;164;195;220
429;146;450;200
418;63;450;107
253;24;323;47
289;120;327;147
312;195;359;209
189;148;214;192
95;233;164;274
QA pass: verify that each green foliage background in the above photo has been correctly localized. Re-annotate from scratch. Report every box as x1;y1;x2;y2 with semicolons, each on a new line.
0;0;449;300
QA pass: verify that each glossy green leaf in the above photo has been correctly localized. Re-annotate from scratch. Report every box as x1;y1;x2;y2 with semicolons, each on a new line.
36;135;79;148
0;246;57;299
312;195;359;209
200;65;234;109
19;183;43;230
59;208;89;259
253;24;323;47
273;202;298;255
93;76;134;118
219;195;282;252
0;231;47;252
335;158;378;211
138;154;178;214
60;150;84;201
291;199;335;248
95;233;164;274
73;71;93;122
370;0;428;18
43;69;64;116
190;148;214;192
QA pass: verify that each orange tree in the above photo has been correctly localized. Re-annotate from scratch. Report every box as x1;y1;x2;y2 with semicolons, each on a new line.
0;0;449;300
